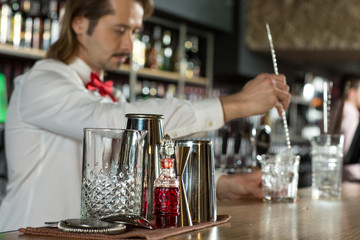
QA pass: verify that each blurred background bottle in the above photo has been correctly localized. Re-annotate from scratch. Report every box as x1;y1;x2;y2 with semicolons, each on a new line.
41;0;58;50
11;0;22;48
185;35;202;78
132;33;146;69
0;0;61;50
31;0;42;49
0;0;12;44
161;30;173;71
146;25;163;70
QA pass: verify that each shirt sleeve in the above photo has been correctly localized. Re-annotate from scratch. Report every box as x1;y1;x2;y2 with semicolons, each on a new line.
17;62;225;141
341;102;360;156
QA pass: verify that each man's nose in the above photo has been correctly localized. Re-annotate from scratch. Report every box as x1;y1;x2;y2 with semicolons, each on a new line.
119;31;133;52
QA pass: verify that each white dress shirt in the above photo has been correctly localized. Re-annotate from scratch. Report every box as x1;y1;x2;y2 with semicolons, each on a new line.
0;58;224;231
341;101;360;182
341;101;360;156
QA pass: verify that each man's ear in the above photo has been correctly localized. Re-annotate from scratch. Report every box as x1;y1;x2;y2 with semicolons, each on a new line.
72;16;89;35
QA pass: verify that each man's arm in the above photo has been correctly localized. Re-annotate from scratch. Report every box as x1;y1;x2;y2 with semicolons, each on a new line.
216;170;263;201
220;73;290;121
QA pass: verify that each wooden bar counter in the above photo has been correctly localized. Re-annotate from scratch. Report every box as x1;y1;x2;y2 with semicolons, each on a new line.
1;182;360;239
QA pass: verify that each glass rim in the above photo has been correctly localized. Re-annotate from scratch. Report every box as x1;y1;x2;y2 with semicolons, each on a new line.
125;113;164;119
311;134;345;145
175;139;213;145
83;128;147;133
259;154;300;163
312;134;344;139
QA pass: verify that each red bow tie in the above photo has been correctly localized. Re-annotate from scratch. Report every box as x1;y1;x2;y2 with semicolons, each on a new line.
86;72;116;102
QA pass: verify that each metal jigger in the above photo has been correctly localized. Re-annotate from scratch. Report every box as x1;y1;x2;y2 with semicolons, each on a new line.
175;145;193;227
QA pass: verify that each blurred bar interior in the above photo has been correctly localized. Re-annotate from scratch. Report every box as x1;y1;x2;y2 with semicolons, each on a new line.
1;0;359;200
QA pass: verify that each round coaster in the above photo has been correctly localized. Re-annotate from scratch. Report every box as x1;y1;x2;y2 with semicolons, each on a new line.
58;218;126;235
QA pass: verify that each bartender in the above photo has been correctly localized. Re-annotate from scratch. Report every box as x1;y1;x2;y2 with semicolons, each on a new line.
0;0;291;231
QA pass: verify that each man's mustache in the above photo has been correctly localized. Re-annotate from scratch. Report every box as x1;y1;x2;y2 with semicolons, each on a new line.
112;53;131;58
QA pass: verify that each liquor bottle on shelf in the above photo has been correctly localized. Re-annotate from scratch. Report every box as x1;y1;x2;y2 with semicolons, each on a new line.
23;16;32;48
29;0;42;49
12;11;22;48
21;0;31;48
40;0;47;16
185;35;202;78
161;30;173;72
22;0;30;14
132;33;146;69
10;0;19;12
146;25;163;70
29;0;39;17
41;0;58;19
0;0;12;44
32;16;42;49
21;0;30;48
149;81;159;98
190;36;201;77
41;0;58;50
153;134;179;229
136;80;150;101
166;84;176;99
11;0;22;48
157;83;165;98
141;31;150;60
46;0;58;19
41;17;50;50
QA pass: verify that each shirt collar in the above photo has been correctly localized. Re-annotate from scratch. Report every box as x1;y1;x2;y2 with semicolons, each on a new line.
68;58;104;85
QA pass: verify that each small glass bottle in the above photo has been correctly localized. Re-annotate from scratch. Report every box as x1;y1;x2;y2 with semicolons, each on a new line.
153;135;179;228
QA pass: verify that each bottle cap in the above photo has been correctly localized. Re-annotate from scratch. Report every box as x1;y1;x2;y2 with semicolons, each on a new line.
159;134;174;157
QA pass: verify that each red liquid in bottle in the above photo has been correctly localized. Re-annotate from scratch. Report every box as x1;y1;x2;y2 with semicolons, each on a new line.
153;186;180;228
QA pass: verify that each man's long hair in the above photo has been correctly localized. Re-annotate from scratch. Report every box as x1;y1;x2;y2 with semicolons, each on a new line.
46;0;154;64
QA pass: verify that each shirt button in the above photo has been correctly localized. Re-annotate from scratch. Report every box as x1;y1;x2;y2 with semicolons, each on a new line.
208;121;214;127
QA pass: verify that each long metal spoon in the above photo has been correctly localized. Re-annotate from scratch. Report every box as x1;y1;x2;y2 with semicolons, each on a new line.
100;214;155;230
266;23;291;150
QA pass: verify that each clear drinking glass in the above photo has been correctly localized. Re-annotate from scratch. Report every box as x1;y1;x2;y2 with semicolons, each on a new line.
80;128;147;219
260;153;300;203
311;134;344;199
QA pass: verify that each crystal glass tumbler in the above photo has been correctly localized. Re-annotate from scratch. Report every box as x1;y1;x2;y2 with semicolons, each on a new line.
311;134;344;199
80;128;147;219
260;154;300;203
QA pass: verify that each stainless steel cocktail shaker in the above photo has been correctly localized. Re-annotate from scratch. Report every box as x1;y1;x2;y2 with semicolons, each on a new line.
175;139;217;223
125;114;164;220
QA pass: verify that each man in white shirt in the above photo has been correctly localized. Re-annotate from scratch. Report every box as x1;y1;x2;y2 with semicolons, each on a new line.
0;0;291;231
340;76;360;181
341;80;360;156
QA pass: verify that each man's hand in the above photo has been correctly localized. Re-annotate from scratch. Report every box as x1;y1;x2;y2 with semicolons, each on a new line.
220;73;291;122
216;170;263;201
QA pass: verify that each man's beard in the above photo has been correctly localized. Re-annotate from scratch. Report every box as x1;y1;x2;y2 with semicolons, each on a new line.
103;52;131;71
